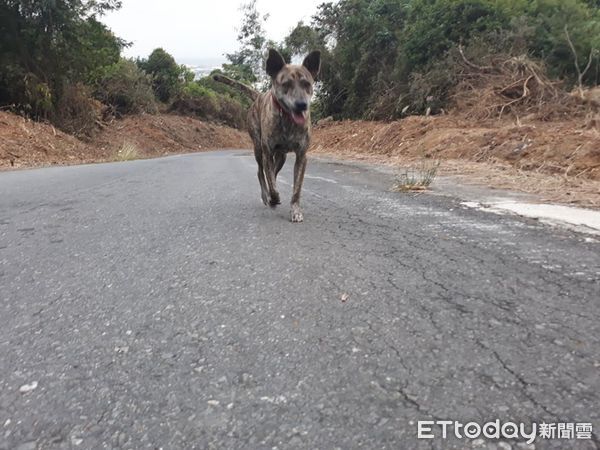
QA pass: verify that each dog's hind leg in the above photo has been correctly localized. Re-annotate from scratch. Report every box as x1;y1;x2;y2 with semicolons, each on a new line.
290;151;308;222
262;147;281;207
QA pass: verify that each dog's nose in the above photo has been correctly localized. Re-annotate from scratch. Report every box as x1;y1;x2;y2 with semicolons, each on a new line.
294;101;308;112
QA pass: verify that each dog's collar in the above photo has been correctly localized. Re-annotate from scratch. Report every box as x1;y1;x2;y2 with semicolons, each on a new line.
271;92;293;121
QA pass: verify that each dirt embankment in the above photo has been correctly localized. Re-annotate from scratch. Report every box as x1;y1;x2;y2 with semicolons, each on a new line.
310;116;600;207
0;112;251;169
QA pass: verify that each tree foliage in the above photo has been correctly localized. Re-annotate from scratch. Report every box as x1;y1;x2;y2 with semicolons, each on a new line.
280;0;600;119
94;59;157;115
0;0;124;116
137;48;187;102
225;0;270;85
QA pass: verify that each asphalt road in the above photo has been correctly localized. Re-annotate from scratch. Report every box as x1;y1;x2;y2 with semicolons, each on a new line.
1;150;599;450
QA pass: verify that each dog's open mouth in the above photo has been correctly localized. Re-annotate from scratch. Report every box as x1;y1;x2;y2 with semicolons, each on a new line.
291;110;307;126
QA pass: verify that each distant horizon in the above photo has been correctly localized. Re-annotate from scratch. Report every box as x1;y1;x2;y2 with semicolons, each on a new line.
175;57;227;68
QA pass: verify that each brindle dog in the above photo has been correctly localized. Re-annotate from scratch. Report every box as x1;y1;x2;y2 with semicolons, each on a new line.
214;49;321;222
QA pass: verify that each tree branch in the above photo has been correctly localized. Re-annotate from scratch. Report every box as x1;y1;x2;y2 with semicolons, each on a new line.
564;24;596;98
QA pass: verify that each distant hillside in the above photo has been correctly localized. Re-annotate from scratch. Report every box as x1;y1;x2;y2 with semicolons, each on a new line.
179;57;226;79
185;65;222;79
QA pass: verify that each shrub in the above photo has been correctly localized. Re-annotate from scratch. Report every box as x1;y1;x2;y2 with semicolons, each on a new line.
170;91;218;117
94;59;157;116
198;72;253;109
214;96;247;129
54;83;102;138
181;82;217;100
170;81;246;129
23;74;53;119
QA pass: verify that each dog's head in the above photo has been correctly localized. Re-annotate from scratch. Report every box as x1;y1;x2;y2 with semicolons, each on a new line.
266;49;321;126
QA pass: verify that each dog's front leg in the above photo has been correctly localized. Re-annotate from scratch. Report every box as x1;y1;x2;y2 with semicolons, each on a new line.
261;147;280;207
290;151;307;223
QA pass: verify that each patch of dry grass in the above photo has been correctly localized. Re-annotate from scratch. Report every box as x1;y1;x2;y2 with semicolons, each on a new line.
393;160;441;192
114;142;140;161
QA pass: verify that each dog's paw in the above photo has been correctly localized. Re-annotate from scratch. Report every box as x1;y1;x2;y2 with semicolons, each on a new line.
269;192;281;208
290;206;304;223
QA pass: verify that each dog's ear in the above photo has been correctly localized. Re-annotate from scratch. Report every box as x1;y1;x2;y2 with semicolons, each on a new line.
302;50;321;79
266;49;286;78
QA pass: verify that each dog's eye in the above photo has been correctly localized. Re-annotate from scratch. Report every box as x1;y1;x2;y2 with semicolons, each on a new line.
283;81;293;90
300;80;311;91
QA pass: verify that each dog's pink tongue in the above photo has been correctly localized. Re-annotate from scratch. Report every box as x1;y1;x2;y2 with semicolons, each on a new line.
291;111;307;126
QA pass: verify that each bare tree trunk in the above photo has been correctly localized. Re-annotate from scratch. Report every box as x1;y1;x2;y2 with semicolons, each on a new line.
564;25;596;99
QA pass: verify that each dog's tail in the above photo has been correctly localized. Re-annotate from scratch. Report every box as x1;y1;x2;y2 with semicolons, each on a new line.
212;74;259;101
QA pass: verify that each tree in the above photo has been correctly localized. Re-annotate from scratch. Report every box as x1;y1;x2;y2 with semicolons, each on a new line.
285;22;323;58
225;0;270;85
137;48;184;102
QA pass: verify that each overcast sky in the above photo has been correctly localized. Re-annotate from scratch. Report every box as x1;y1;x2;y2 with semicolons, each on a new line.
101;0;324;66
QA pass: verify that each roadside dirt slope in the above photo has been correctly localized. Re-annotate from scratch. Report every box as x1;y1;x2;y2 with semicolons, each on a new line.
95;114;251;157
311;116;600;208
0;112;95;167
311;116;600;180
0;112;250;169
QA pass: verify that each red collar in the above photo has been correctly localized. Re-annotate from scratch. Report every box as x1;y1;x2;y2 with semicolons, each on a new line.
271;92;293;121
